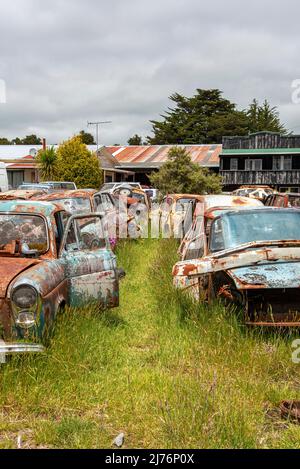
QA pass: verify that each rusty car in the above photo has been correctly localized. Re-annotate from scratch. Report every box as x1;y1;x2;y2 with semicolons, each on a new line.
264;192;300;208
0;200;121;356
159;194;207;238
178;195;263;258
232;185;274;202
161;194;263;239
173;206;300;326
37;189;141;244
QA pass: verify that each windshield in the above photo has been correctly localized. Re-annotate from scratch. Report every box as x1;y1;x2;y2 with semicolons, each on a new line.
19;184;51;190
53;198;91;214
210;210;300;252
175;198;195;211
48;182;76;190
0;214;48;254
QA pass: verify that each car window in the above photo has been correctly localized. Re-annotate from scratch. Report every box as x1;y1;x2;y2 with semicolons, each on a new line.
211;210;300;252
53;197;92;214
64;216;107;252
183;216;205;260
289;196;300;208
0;214;48;254
273;195;285;207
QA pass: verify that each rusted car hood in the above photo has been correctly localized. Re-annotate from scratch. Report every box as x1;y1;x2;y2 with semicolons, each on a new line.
0;258;39;298
173;245;300;287
228;262;300;289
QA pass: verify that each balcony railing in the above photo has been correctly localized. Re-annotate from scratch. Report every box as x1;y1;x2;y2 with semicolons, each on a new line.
221;170;300;186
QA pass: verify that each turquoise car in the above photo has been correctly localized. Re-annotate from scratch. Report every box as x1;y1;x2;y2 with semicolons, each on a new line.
0;200;120;356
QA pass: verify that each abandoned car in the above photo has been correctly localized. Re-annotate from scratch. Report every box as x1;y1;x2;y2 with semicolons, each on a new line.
232;186;274;202
161;194;262;239
264;192;300;208
173;207;300;326
37;189;140;242
159;194;207;238
0;200;120;355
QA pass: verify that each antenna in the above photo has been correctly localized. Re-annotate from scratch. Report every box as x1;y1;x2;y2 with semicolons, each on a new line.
87;121;112;151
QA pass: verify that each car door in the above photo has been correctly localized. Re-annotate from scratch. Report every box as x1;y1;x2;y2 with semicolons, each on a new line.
93;192;119;239
160;196;173;237
59;213;119;308
178;216;208;300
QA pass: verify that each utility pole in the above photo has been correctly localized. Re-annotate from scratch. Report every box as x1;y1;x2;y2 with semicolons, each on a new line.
87;121;112;152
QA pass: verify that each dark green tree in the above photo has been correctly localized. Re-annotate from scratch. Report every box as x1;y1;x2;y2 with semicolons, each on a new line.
11;137;22;145
20;135;42;144
147;89;250;144
128;134;143;145
246;99;286;134
0;138;11;144
150;147;222;195
78;130;96;145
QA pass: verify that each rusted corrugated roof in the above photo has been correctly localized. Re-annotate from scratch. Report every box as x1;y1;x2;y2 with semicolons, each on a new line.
106;145;221;168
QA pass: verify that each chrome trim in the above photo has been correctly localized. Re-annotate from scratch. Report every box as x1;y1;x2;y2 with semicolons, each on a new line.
0;343;45;354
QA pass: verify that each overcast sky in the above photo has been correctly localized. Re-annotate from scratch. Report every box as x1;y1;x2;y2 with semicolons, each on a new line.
0;0;299;145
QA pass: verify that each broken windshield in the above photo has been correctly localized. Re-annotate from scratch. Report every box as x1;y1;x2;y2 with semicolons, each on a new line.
0;214;48;255
211;210;300;252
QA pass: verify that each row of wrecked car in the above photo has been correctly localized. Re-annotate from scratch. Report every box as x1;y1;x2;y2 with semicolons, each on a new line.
2;181;300;359
171;192;300;327
0;182;154;357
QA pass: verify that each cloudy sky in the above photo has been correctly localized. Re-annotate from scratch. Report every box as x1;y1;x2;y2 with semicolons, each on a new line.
0;0;299;144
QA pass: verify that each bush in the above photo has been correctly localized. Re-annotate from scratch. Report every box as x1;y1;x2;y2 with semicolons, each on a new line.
56;136;103;189
150;147;222;195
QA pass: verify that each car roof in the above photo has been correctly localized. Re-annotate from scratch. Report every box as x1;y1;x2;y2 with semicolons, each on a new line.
36;189;96;201
204;195;262;208
0;199;60;217
217;207;300;219
0;189;48;200
168;194;204;200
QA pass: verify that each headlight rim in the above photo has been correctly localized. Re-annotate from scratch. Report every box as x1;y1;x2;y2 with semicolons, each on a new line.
11;284;38;310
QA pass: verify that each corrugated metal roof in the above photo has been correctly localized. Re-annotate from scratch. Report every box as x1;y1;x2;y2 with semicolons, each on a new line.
0;144;222;169
107;145;222;168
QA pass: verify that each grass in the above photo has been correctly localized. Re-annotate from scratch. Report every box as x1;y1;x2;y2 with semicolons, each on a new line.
0;238;300;448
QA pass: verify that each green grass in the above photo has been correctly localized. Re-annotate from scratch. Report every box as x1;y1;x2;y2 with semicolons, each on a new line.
0;238;300;448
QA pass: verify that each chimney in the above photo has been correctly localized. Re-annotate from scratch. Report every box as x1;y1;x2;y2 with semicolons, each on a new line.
42;138;46;151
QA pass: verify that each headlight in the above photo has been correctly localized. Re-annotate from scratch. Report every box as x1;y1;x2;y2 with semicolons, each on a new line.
15;312;36;329
12;285;38;309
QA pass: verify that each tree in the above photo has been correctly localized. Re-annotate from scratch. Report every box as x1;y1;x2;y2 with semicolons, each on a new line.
147;89;250;144
36;146;58;181
128;134;143;145
56;136;103;189
150;147;222;195
147;89;288;144
0;138;11;144
21;135;42;144
246;99;286;134
78;130;96;145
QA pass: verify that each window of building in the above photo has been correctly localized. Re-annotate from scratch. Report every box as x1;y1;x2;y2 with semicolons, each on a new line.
7;170;24;189
283;156;292;170
245;159;262;171
273;155;292;171
230;158;238;170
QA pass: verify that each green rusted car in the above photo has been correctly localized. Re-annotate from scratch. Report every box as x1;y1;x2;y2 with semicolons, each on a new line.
0;200;121;357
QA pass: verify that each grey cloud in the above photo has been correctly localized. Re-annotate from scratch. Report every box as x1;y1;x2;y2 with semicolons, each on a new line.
0;0;300;144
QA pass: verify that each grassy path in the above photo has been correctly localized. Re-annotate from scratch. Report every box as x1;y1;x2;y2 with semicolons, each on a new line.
0;239;300;448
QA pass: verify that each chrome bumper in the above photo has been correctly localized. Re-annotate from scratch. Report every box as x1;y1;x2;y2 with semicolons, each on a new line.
0;342;45;355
